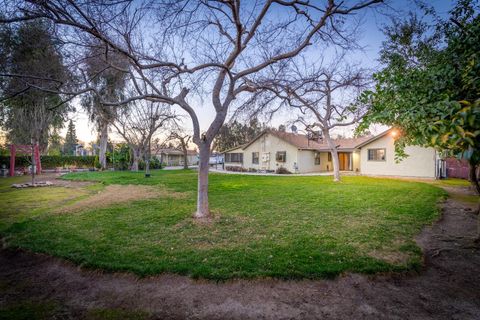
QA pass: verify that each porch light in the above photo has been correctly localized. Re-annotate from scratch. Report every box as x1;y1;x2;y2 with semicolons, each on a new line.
390;129;399;138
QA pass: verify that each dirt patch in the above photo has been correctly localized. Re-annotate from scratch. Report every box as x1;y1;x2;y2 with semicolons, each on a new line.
1;191;479;319
56;184;187;213
9;173;94;188
50;178;94;188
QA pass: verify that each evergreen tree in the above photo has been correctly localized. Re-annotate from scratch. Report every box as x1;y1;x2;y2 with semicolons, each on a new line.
64;120;77;155
0;21;70;152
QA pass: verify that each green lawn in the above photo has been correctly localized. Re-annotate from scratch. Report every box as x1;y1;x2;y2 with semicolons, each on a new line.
0;170;446;279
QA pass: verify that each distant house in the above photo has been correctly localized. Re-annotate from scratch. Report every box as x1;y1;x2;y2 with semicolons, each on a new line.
223;129;441;178
155;148;198;166
74;144;88;156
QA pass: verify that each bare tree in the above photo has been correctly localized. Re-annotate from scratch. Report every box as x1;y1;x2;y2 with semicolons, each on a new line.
262;57;370;181
169;128;192;170
1;0;383;218
112;101;175;175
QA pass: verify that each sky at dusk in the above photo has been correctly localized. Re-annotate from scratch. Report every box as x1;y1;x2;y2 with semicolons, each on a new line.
66;0;455;144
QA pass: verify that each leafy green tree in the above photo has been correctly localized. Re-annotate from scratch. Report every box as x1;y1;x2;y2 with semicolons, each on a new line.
361;1;479;189
81;41;128;170
64;120;77;156
213;118;266;152
47;128;63;156
360;1;480;240
0;21;69;152
107;143;131;171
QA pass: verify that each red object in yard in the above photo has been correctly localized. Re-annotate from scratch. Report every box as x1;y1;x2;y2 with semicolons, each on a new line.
9;144;42;177
445;157;469;179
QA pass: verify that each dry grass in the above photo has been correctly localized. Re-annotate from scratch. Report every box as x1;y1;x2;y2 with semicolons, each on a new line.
56;184;187;213
368;250;411;265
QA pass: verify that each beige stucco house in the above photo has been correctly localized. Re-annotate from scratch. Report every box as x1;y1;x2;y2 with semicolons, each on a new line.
223;129;440;178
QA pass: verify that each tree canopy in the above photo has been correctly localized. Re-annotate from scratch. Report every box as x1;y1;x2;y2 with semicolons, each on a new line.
64;120;77;156
213;118;266;152
0;21;69;150
360;0;480;191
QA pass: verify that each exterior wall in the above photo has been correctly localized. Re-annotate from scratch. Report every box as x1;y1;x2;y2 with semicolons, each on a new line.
297;150;322;173
187;154;198;165
165;154;182;166
224;162;243;168
317;152;332;172
242;133;299;172
156;153;198;166
359;134;437;178
352;150;361;173
223;146;244;168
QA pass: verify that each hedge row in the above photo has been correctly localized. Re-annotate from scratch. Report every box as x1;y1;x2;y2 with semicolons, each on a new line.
0;155;97;169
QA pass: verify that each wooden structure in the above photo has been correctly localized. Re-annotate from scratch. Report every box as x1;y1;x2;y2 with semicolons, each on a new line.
9;144;42;176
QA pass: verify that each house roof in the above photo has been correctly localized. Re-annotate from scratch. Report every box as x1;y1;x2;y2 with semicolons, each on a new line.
354;128;394;149
220;144;246;153
232;130;373;152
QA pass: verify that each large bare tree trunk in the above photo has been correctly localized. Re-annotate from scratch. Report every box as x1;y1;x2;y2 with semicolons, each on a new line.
194;143;211;218
145;158;150;177
323;130;340;182
131;148;141;171
182;148;189;169
144;141;151;177
468;162;480;195
98;121;108;170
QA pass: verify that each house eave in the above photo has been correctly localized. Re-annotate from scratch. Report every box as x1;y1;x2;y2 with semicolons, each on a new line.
298;147;357;152
355;128;393;149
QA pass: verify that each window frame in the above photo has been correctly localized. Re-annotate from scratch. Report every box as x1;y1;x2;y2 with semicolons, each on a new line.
252;152;259;164
226;152;243;163
367;148;386;161
314;152;321;165
276;151;286;162
328;152;332;162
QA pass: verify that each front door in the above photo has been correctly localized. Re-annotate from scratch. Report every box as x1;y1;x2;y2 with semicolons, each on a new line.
338;152;350;171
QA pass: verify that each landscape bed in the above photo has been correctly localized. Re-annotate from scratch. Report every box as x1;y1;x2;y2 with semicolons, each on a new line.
0;170;446;279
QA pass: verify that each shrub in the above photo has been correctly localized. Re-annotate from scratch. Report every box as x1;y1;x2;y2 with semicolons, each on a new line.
0;155;96;169
276;166;292;174
94;156;101;169
225;166;248;172
150;157;162;169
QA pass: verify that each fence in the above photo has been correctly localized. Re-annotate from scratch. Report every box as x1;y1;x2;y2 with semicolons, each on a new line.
445;157;469;179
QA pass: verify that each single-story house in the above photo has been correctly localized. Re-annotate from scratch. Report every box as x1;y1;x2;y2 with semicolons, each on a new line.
155;148;198;166
223;129;441;178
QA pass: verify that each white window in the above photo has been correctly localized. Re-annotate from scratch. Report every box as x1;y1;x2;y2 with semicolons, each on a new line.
276;151;286;162
368;149;386;161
